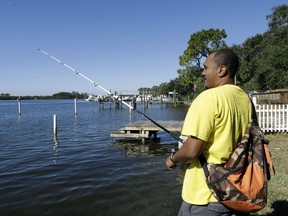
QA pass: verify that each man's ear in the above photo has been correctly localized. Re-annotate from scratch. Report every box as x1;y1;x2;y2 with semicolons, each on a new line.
218;65;228;77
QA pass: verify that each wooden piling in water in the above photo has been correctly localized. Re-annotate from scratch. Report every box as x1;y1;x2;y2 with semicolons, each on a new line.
53;114;57;136
74;98;77;115
17;98;21;115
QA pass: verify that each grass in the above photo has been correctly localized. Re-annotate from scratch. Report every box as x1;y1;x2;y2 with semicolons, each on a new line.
252;133;288;216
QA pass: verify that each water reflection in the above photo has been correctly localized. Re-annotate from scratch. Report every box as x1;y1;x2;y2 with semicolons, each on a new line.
73;114;78;129
17;114;23;131
53;136;59;164
111;139;177;157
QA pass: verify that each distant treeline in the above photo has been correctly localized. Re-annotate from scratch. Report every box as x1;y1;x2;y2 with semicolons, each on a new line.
0;92;89;100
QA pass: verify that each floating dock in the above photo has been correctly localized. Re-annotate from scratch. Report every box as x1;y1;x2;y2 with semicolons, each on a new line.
110;120;183;141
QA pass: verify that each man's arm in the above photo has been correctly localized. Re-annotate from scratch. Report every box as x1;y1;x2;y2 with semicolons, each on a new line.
166;136;205;170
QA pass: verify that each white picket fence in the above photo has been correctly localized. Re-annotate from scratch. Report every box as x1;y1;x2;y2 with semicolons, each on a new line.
255;104;288;133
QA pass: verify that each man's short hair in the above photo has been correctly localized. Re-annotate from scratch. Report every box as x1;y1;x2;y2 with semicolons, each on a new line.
213;49;239;78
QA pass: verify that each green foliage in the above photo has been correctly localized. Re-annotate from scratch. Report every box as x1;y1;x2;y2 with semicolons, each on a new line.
177;66;204;99
256;45;288;90
266;5;288;30
179;28;228;68
237;5;288;91
175;28;228;99
233;34;266;91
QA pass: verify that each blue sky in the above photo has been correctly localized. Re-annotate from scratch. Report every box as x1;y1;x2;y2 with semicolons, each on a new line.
0;0;287;96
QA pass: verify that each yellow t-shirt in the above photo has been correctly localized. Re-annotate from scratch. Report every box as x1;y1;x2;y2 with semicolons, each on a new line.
181;85;251;205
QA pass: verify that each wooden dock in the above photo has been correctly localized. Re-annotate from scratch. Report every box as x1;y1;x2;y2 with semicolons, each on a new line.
110;120;183;141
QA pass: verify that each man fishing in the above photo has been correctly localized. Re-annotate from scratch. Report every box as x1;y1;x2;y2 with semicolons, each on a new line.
166;49;251;216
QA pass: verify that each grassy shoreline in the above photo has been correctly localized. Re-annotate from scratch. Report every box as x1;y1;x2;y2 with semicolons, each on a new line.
252;133;288;216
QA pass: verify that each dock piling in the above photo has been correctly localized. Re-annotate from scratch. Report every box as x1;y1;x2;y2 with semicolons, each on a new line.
74;98;77;115
17;98;21;115
53;114;57;136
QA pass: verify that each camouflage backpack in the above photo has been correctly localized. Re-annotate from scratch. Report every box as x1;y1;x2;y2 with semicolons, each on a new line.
199;102;275;213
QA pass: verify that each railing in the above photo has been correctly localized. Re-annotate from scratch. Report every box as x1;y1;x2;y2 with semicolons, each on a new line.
255;104;288;133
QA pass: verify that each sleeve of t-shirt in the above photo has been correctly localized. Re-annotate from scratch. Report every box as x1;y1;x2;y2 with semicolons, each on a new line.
181;93;215;142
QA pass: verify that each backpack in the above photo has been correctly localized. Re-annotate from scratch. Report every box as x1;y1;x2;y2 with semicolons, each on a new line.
199;101;275;213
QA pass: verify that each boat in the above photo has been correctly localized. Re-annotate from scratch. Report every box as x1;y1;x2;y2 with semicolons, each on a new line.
85;94;98;102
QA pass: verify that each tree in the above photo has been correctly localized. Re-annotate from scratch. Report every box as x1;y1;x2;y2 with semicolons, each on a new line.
266;5;288;30
254;5;288;90
177;66;204;98
150;85;160;97
177;29;228;98
233;34;265;90
177;69;193;91
158;82;170;95
232;5;288;91
179;28;228;68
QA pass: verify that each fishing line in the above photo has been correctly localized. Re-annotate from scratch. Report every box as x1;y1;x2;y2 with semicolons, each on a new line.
38;49;183;143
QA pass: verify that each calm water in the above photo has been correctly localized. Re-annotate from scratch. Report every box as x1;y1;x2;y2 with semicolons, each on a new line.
0;100;188;216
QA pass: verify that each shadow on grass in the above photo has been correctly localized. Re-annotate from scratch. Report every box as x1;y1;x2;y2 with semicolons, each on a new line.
257;200;288;216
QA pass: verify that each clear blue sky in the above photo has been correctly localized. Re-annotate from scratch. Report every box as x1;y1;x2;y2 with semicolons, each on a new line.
0;0;286;96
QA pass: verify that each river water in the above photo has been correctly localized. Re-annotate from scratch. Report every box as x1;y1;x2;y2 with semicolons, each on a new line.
0;100;189;216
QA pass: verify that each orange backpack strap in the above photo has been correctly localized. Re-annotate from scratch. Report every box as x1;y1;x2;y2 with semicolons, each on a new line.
251;99;275;178
263;141;276;177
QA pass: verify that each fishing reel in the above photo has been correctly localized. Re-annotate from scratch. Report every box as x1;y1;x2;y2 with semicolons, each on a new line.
171;146;179;155
170;135;188;156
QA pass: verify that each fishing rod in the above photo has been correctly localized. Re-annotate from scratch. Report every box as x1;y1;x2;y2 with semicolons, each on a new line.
38;49;183;143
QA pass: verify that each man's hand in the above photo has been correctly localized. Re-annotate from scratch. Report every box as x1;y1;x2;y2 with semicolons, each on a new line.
166;156;177;170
